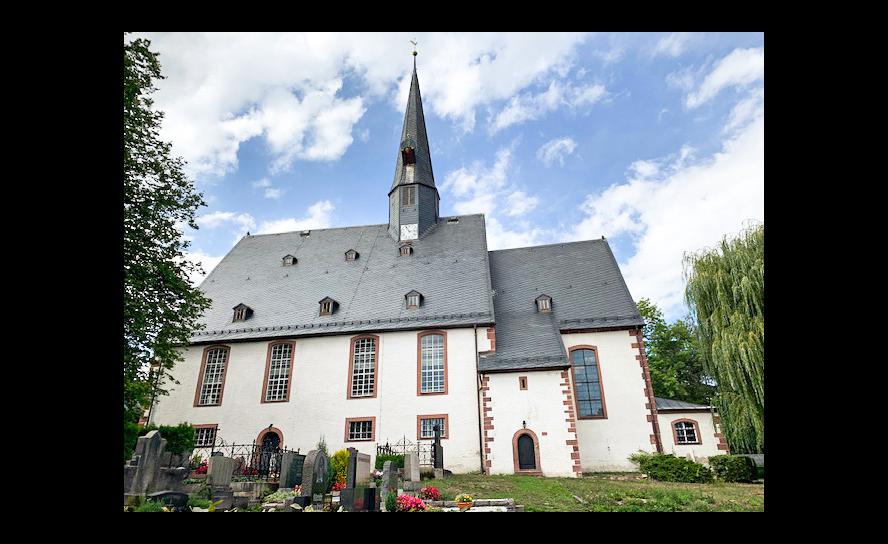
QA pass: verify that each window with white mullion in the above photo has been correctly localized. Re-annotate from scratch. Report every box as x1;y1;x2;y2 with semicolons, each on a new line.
195;427;216;447
351;338;376;397
420;334;445;393
349;420;373;441
420;417;445;439
199;348;227;405
675;421;698;444
265;344;292;402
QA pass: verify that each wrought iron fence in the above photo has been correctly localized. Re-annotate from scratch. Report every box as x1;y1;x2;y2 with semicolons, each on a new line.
376;436;434;466
188;438;301;482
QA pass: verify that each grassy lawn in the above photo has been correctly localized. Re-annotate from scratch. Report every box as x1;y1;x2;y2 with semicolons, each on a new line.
424;472;763;512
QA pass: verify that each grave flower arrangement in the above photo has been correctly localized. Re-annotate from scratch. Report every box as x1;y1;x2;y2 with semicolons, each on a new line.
454;493;473;510
395;494;427;512
419;486;442;501
194;462;208;475
331;481;346;492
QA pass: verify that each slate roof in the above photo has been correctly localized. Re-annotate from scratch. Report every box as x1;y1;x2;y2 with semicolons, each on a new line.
190;214;494;343
480;239;644;372
655;397;712;411
390;65;436;193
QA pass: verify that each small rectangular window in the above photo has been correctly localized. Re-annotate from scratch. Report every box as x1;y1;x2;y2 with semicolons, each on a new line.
347;418;374;441
407;294;420;308
401;185;416;207
194;426;217;447
419;416;447;439
519;376;528;390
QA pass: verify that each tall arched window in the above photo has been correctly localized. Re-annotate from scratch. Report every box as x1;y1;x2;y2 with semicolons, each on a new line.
418;331;447;395
262;342;295;403
194;346;230;406
569;346;607;419
348;335;378;398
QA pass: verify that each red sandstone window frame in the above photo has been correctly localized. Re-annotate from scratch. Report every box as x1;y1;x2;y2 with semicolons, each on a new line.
512;428;542;475
347;334;380;399
192;424;218;447
519;376;528;390
261;341;296;403
256;426;284;448
417;414;449;440
344;416;376;442
193;345;231;407
671;418;702;445
568;345;608;420
416;330;448;396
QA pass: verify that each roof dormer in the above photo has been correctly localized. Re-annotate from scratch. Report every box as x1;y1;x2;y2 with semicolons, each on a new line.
233;303;253;322
345;249;359;262
319;297;339;317
282;254;297;266
405;290;423;309
535;294;552;313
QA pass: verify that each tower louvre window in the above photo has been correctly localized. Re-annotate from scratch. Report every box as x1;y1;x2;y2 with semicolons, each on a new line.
535;295;552;313
402;146;416;165
401;185;416;207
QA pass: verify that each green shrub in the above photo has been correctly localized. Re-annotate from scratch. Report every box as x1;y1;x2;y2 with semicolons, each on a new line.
138;423;196;456
709;455;756;483
133;499;166;512
630;452;713;483
375;454;405;470
330;449;350;486
187;497;212;509
756;466;765;479
385;492;397;512
124;421;141;462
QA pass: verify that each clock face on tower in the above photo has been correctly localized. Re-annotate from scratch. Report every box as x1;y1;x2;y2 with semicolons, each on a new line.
401;223;418;241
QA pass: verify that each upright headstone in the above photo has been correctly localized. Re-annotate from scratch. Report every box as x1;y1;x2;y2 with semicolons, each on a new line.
382;460;397;496
355;452;371;485
404;451;420;489
279;451;305;489
433;424;444;469
207;456;235;510
345;447;358;489
300;449;329;505
123;430;189;505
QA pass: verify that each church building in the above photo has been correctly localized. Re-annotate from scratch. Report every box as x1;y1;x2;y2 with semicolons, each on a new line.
149;59;725;476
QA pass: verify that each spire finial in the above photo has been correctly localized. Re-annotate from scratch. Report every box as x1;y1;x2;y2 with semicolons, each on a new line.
410;38;418;68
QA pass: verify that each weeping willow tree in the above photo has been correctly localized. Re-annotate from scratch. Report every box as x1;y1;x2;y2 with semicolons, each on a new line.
684;224;764;453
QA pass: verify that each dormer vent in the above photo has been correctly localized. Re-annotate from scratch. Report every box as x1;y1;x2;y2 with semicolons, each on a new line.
319;297;339;316
300;230;311;237
232;303;253;322
399;244;413;257
535;294;552;313
447;217;459;224
405;290;423;309
282;254;297;266
345;249;359;262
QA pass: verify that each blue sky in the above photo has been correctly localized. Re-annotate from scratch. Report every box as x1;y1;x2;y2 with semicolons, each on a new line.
135;32;764;321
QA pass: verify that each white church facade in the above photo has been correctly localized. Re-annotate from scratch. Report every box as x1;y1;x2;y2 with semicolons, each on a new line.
150;60;725;476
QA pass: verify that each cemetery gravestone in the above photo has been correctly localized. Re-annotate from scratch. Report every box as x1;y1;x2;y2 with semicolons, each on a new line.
300;449;329;507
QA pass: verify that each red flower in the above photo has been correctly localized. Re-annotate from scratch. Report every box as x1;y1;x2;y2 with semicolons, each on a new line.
395;494;426;512
419;486;441;501
332;481;346;492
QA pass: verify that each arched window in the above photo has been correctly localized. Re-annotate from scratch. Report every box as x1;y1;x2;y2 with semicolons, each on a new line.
569;346;607;419
672;419;702;445
512;429;542;474
262;342;295;403
348;335;378;398
418;331;447;395
194;346;230;406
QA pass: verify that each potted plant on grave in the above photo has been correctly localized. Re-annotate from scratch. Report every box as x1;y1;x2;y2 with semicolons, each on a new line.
454;493;474;510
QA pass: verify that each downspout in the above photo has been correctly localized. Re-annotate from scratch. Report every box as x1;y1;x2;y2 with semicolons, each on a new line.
474;325;484;474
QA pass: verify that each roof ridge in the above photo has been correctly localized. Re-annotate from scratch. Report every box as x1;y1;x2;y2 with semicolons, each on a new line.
488;238;607;254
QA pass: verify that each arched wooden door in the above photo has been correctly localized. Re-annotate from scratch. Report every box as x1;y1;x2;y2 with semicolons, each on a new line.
512;429;542;474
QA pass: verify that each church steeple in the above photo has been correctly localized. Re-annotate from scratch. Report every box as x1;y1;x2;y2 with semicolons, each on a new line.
389;52;440;242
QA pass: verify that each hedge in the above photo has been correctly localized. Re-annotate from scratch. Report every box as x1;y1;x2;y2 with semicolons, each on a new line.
629;451;713;483
124;422;197;463
709;455;757;483
124;421;141;462
375;453;405;470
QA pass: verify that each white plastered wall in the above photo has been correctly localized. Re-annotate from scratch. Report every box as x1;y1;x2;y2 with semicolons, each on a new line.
484;370;577;477
561;330;658;471
151;327;484;473
657;411;723;462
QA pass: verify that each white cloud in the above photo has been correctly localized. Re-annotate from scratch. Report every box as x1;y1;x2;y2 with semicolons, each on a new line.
537;137;578;167
252;178;271;188
264;187;284;199
567;101;764;316
489;81;607;133
505;191;540;216
181;249;224;286
251;177;285;199
257;200;335;234
724;87;764;134
485;216;546;250
135;32;590;177
686;47;764;109
196;211;256;231
652;33;692;57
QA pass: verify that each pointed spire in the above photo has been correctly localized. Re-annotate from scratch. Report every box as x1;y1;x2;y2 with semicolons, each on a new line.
390;56;436;193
